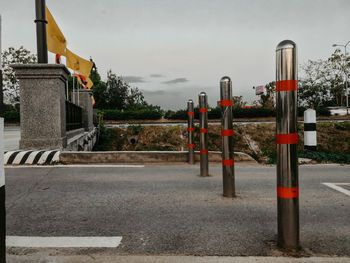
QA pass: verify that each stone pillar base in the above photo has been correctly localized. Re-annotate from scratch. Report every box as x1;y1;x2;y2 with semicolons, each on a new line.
12;64;69;150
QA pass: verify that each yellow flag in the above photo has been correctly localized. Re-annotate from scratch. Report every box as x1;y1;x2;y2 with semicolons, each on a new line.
46;6;67;55
66;49;93;76
91;95;96;106
86;77;94;89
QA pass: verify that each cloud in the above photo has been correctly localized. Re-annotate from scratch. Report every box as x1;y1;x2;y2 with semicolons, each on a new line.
122;76;146;83
163;78;189;85
150;74;165;78
141;89;166;95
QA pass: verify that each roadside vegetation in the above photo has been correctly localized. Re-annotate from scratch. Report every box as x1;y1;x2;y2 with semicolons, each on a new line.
93;121;350;164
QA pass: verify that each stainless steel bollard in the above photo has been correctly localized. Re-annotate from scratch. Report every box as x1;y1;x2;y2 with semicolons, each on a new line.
276;40;300;249
199;92;209;177
220;77;235;197
304;109;317;151
187;100;195;164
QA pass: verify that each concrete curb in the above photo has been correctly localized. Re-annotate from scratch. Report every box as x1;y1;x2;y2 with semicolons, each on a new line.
59;151;256;164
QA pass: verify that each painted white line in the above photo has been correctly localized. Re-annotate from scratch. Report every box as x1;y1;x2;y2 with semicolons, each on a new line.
322;183;350;197
5;164;145;168
6;236;123;248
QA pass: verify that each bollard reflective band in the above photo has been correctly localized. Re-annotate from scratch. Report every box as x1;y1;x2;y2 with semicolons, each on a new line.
276;133;298;144
188;144;194;148
188;112;194;116
200;149;208;153
200;129;208;133
277;186;299;199
276;80;298;92
220;100;232;106
188;128;194;132
199;108;208;113
221;129;233;136
222;159;234;166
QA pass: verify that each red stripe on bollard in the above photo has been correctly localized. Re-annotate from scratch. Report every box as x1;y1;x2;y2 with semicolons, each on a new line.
188;128;194;132
221;129;233;136
276;133;298;144
188;112;194;116
188;144;194;148
276;80;298;92
277;186;299;199
200;149;208;153
222;159;234;166
200;129;208;133
220;100;232;106
199;108;207;113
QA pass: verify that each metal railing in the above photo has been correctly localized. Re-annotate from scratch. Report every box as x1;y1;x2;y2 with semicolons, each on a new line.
66;100;83;131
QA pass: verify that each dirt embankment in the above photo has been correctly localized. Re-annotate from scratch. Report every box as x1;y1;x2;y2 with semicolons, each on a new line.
99;122;350;163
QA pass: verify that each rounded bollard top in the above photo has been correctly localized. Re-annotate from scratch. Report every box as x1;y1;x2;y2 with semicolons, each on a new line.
188;99;193;103
220;76;231;83
276;40;296;51
199;92;207;97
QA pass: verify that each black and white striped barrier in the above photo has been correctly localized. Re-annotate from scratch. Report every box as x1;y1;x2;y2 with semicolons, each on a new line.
4;150;60;165
304;109;317;151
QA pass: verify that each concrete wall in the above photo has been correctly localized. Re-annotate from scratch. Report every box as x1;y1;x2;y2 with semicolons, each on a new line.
59;151;256;164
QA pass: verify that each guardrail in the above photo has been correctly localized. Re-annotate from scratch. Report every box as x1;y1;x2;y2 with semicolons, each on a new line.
66;100;83;131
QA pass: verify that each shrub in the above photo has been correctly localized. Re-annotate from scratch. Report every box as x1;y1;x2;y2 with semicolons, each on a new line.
299;150;350;164
99;109;162;120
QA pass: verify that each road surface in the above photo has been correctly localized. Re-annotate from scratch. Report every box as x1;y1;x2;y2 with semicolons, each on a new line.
4;163;350;262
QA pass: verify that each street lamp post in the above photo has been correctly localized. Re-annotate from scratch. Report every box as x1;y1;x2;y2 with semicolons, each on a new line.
333;41;350;115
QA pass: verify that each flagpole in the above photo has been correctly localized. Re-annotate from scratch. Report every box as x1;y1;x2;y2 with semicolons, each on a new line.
73;71;75;104
77;80;80;105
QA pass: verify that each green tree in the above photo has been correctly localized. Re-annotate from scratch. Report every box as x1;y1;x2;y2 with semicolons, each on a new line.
1;46;37;104
261;81;275;108
299;49;349;107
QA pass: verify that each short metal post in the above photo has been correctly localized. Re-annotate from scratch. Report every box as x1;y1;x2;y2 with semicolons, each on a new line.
199;92;209;177
0;15;6;263
220;77;235;197
304;109;317;151
276;40;299;249
187;100;195;164
35;0;48;63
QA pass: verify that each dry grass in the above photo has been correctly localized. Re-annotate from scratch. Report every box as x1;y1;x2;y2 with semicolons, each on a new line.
101;122;350;163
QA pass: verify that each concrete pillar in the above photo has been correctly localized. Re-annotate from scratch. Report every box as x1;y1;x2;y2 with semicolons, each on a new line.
72;89;94;131
12;64;69;149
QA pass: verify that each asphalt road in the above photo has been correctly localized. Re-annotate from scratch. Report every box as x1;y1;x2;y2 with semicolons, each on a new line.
4;164;350;259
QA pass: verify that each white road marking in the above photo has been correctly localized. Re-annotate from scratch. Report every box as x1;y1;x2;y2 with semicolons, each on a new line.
6;236;123;248
322;183;350;197
5;164;145;168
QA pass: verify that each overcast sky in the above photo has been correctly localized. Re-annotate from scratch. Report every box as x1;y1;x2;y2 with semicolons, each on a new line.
1;0;350;109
